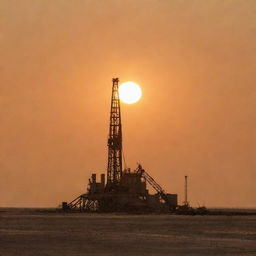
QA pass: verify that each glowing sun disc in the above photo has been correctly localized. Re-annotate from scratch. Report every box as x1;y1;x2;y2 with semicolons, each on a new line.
119;81;142;104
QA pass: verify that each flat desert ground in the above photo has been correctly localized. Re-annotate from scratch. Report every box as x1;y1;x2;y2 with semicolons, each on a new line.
0;209;255;256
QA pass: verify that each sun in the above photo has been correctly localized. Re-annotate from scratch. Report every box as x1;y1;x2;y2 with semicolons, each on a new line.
119;81;142;104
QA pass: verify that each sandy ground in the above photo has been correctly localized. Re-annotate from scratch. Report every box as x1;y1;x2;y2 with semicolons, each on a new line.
0;209;256;256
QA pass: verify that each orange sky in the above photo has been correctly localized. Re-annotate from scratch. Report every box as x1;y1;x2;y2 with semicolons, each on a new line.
0;0;255;207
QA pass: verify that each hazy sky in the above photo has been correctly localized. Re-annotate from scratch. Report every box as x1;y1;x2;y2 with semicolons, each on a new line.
0;0;255;207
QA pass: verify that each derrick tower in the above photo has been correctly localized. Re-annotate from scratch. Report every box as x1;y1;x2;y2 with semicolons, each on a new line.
62;77;178;213
107;78;122;186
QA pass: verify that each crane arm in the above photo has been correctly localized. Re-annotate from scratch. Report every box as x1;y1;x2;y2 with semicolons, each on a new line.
136;164;166;196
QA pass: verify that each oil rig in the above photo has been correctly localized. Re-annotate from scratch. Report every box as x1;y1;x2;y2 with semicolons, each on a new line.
62;78;177;213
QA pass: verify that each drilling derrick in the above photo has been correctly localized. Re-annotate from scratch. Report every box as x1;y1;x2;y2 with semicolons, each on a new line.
107;78;122;187
62;77;178;213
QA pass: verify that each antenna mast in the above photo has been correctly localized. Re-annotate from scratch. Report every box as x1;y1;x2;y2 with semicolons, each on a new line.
107;78;122;187
184;175;188;206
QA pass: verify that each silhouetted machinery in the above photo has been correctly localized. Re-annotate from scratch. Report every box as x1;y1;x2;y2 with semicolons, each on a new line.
62;78;177;213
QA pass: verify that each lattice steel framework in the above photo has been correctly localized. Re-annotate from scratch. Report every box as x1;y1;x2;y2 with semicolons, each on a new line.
107;78;122;185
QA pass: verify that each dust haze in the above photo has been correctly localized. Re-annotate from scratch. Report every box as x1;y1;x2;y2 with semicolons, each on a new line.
0;0;255;207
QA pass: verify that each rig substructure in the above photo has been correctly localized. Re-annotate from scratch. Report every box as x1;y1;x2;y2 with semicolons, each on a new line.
62;78;178;213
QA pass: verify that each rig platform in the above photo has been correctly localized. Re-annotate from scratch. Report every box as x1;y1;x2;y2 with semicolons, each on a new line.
62;78;178;213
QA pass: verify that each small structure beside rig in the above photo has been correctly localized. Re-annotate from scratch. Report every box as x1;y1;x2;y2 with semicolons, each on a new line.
62;78;178;213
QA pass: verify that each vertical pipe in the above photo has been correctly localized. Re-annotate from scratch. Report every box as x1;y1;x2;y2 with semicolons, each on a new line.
92;174;96;183
101;174;105;186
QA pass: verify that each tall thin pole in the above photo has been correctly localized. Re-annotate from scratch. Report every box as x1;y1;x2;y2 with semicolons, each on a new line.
184;175;188;205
